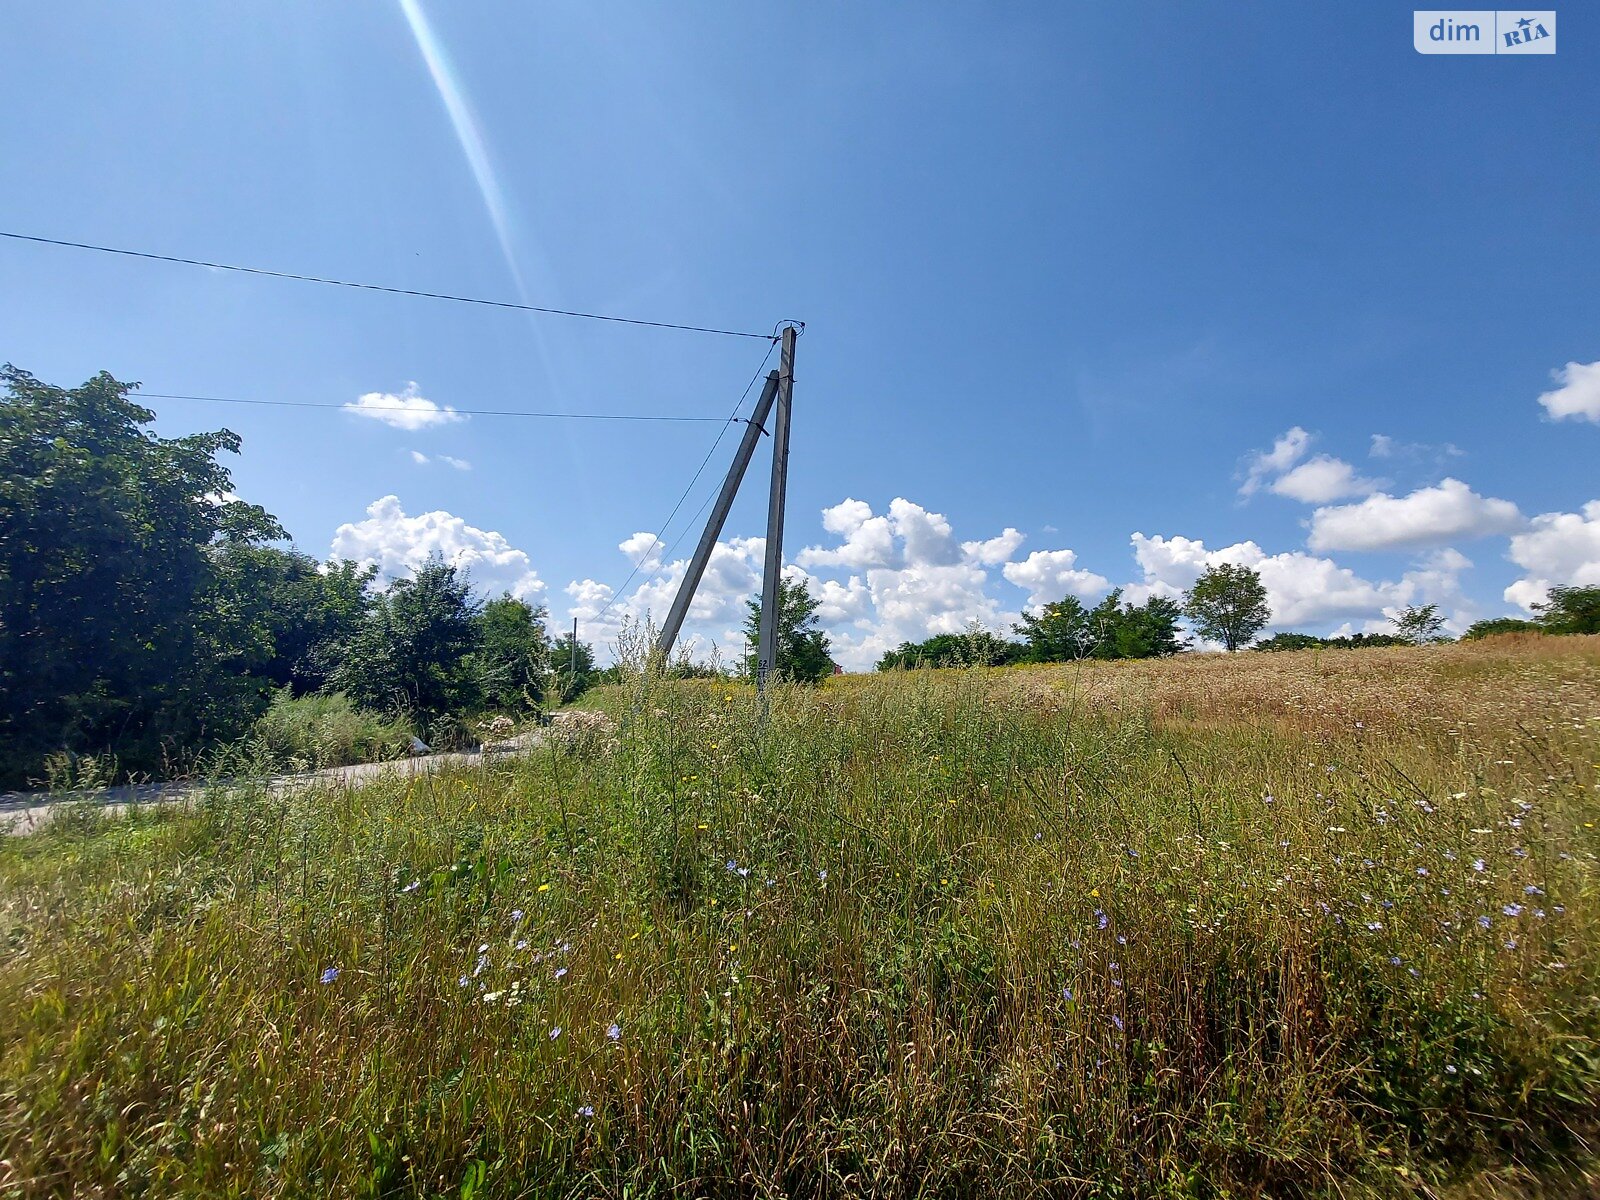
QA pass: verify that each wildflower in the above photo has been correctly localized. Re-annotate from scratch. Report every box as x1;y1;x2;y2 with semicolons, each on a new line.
606;1023;622;1042
1263;792;1274;805
1477;915;1492;930
1116;934;1127;945
1502;904;1524;917
1111;1015;1124;1031
1504;940;1517;951
1062;987;1074;1002
554;967;568;980
1472;859;1486;872
1366;921;1383;932
1525;885;1543;895
1416;867;1429;877
1445;1064;1457;1075
459;975;471;988
400;879;421;894
550;1026;562;1040
538;883;552;893
1095;909;1109;930
818;869;828;883
576;1105;594;1118
1388;956;1402;967
515;939;529;951
511;909;524;922
319;967;340;984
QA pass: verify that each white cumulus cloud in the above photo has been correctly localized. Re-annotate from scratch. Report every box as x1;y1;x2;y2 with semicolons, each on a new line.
1125;532;1464;629
1270;454;1380;503
962;528;1026;566
344;383;465;431
1306;479;1524;552
1504;500;1600;610
331;495;544;600
1001;549;1111;609
1537;360;1600;424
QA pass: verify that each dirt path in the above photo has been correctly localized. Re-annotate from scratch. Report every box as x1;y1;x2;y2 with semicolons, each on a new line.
0;748;505;836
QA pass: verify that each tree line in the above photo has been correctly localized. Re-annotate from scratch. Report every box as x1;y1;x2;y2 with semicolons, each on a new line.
877;562;1600;671
0;367;596;787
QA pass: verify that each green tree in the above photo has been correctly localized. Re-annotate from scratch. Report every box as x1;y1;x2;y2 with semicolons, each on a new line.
0;366;284;783
332;558;481;723
1533;585;1600;635
1112;595;1187;658
206;545;375;693
1253;632;1326;652
471;596;551;712
1183;564;1270;651
1014;596;1092;662
742;577;836;683
1392;603;1449;644
877;624;1023;670
1461;616;1542;640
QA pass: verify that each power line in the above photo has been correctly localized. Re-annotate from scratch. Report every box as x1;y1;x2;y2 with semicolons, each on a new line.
594;338;778;623
139;391;728;423
0;231;775;341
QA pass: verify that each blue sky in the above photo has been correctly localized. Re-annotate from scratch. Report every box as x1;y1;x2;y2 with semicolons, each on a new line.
3;3;1597;667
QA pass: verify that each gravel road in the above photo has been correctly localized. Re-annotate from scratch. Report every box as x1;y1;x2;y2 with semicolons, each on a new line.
0;748;500;836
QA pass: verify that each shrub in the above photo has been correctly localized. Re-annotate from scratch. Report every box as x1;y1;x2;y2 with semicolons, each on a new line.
249;688;414;770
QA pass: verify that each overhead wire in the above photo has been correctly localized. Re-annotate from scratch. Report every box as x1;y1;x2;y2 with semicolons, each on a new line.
138;392;728;423
592;337;778;623
0;231;775;341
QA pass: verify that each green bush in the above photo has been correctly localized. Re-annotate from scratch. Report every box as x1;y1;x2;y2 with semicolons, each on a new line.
249;688;414;771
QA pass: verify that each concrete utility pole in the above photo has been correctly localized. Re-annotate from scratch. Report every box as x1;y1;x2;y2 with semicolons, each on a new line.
654;370;781;662
756;325;797;696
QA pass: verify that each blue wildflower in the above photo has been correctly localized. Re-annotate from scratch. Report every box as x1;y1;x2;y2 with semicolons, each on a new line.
319;967;340;984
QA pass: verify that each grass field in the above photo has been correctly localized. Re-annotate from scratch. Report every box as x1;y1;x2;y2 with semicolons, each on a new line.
3;637;1599;1198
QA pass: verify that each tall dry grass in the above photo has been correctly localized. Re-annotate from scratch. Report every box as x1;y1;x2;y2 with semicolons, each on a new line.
1;637;1597;1197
